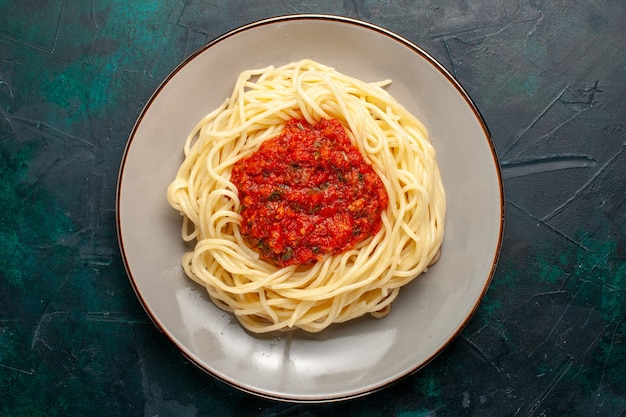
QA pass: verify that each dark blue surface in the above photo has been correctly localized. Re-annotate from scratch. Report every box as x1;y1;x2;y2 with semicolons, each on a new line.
1;1;624;416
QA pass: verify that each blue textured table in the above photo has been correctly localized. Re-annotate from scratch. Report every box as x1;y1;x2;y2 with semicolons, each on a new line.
1;2;624;416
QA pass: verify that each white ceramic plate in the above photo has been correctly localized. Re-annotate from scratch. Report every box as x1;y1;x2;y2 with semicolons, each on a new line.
116;15;503;402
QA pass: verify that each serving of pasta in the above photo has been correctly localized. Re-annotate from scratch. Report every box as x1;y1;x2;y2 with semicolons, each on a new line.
166;59;446;333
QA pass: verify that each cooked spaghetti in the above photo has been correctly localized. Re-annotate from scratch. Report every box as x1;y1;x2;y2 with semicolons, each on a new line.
167;59;446;333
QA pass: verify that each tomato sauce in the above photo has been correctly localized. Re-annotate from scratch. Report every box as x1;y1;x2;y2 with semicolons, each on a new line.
230;118;388;267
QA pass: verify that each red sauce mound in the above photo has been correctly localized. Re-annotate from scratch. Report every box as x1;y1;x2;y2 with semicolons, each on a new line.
230;118;388;267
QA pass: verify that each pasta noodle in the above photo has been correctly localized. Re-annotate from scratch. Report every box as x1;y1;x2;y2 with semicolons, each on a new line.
167;59;446;333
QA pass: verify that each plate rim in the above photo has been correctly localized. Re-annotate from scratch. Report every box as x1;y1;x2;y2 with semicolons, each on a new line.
115;13;505;403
